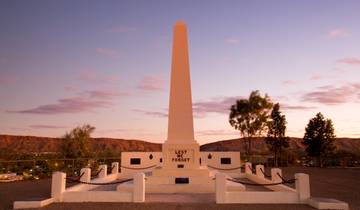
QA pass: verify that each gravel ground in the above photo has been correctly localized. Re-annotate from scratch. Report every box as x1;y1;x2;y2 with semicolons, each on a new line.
0;167;359;210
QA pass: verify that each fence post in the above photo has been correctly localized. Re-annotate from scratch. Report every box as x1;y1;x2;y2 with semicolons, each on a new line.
99;164;107;178
245;162;252;174
51;172;66;202
133;173;145;202
216;173;227;203
111;162;119;174
295;173;310;203
255;165;264;178
271;168;282;183
80;168;91;182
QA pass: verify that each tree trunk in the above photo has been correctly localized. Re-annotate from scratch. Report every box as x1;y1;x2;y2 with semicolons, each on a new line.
248;137;252;157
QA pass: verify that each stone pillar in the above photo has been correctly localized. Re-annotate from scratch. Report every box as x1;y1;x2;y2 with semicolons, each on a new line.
162;21;200;170
255;165;265;178
98;164;107;178
111;162;119;174
271;168;282;183
133;173;145;202
167;21;195;143
80;168;91;183
245;162;252;174
215;173;227;203
295;173;310;203
51;172;66;201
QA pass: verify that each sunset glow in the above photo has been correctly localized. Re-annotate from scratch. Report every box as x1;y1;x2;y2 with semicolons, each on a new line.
1;0;360;145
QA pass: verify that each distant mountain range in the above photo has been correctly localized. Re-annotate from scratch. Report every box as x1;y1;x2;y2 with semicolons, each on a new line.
0;134;359;155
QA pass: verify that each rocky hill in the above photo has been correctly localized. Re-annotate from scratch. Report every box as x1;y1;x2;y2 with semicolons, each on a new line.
0;134;359;155
0;135;161;154
200;137;360;154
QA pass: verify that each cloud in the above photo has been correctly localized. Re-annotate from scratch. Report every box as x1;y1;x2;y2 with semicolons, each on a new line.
106;27;137;33
9;90;124;114
137;75;165;91
132;109;168;118
79;69;120;84
337;57;360;65
281;80;297;86
327;28;350;38
197;129;239;136
310;73;324;81
193;96;242;116
225;38;240;44
96;48;122;59
301;83;360;105
29;125;68;129
280;104;317;111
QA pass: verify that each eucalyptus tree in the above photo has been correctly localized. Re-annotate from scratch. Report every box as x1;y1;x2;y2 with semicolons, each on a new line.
229;90;273;157
265;103;289;166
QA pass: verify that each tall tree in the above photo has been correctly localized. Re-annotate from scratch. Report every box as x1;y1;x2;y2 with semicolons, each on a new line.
229;90;273;157
61;124;95;158
265;103;289;167
303;113;336;167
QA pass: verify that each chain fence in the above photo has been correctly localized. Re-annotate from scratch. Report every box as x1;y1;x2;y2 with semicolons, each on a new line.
0;157;121;180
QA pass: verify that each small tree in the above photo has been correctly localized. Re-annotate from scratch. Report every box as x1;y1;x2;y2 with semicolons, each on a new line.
303;113;336;167
61;124;95;158
265;103;289;167
229;90;273;157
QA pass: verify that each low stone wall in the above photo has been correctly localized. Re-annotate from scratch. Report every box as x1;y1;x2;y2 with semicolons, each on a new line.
13;162;145;209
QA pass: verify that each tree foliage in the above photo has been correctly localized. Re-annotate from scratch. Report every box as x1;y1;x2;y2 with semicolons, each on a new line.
265;103;289;166
229;90;273;156
61;124;95;158
302;112;336;167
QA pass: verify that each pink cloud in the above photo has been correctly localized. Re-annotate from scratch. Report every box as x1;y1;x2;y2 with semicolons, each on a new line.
197;129;239;136
327;28;350;38
9;90;123;114
96;48;122;59
280;104;317;111
193;96;242;116
281;80;297;86
132;109;168;118
337;57;360;65
301;83;360;105
79;69;120;84
225;38;240;44
29;125;68;129
137;75;165;91
106;27;137;33
310;73;324;81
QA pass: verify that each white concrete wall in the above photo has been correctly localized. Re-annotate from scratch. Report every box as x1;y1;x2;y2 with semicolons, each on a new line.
119;152;162;178
201;152;241;177
120;151;241;178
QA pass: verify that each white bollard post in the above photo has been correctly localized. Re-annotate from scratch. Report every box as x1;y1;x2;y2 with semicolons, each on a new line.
271;168;282;183
80;168;91;183
98;164;107;178
216;173;227;204
245;162;252;174
133;173;145;202
295;173;310;203
51;172;66;201
111;162;119;174
256;165;265;178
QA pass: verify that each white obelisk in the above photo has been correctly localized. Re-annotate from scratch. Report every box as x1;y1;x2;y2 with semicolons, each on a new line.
167;21;195;143
162;21;201;170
